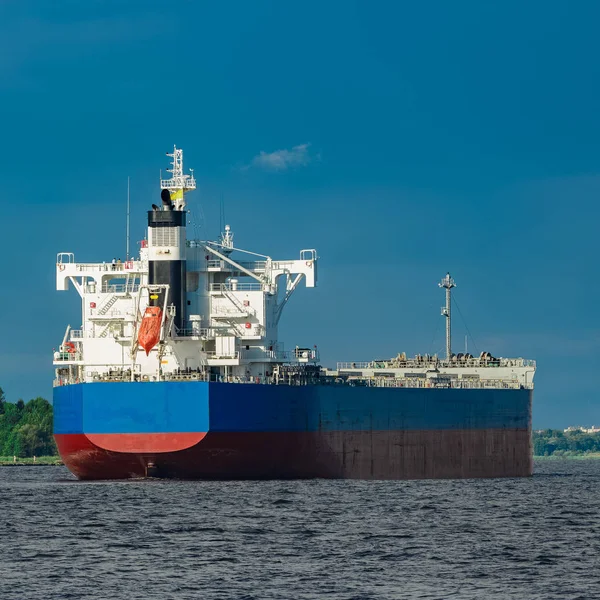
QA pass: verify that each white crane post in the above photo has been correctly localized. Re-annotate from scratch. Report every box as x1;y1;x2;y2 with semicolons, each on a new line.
439;273;456;359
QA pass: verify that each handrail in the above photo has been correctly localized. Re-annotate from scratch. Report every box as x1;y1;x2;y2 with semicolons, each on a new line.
53;351;83;362
53;371;273;386
211;306;253;316
206;260;267;271
174;328;217;338
240;348;319;361
57;261;145;272
92;309;125;318
210;282;263;292
56;252;75;264
52;371;531;388
100;284;140;293
204;351;240;359
337;358;536;370
358;377;534;390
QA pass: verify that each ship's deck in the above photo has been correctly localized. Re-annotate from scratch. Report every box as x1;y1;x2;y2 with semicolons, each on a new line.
53;370;533;390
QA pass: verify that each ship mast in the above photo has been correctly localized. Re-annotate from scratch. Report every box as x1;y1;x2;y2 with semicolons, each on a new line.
439;272;456;359
160;146;196;210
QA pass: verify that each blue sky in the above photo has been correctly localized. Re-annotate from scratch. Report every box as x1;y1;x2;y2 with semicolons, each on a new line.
0;0;598;427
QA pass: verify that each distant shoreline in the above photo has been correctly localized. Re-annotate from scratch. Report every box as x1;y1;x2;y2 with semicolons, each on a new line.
0;457;62;466
2;455;599;468
534;454;600;460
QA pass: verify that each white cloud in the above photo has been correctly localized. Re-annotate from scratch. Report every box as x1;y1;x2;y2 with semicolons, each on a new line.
246;143;317;171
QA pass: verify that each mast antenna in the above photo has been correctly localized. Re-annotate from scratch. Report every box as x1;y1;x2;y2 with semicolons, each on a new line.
160;145;196;210
126;176;130;260
439;272;456;359
219;194;225;234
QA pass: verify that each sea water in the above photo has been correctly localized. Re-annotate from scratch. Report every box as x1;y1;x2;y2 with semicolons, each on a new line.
0;460;598;600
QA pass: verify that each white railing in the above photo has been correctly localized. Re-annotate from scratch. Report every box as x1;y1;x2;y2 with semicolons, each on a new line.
240;348;319;361
174;328;217;339
94;309;126;319
210;282;263;292
206;260;267;271
203;351;240;360
337;357;536;370
58;261;145;273
100;284;140;293
357;377;534;390
53;371;529;389
160;175;196;190
70;330;100;339
271;261;295;270
54;371;272;386
53;362;531;389
211;306;252;316
239;261;267;270
300;249;317;261
54;352;83;362
56;252;74;264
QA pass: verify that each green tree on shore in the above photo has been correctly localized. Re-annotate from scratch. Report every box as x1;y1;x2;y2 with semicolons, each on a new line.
533;429;600;456
0;389;57;457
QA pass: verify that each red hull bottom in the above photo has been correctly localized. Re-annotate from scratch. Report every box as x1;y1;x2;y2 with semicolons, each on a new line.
55;429;532;480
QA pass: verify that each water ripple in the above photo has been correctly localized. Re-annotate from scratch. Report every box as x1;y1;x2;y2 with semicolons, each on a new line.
0;460;599;599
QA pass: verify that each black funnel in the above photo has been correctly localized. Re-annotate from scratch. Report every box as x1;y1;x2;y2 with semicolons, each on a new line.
161;189;173;210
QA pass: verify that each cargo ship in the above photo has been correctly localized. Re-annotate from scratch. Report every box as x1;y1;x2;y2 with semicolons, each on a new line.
53;147;536;480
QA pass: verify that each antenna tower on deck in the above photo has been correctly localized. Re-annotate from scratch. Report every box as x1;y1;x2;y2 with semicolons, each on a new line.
160;146;196;210
439;273;456;359
126;176;130;260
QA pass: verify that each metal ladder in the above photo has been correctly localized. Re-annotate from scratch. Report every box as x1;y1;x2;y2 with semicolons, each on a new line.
98;325;111;338
221;288;256;317
98;295;119;315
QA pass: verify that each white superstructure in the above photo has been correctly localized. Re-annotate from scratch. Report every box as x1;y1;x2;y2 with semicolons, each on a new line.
53;148;535;392
54;147;318;386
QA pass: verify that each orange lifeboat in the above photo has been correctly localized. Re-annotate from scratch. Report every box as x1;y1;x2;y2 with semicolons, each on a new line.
137;306;162;355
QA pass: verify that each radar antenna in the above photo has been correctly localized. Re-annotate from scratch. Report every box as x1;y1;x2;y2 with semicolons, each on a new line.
439;272;456;359
219;224;234;254
159;146;196;210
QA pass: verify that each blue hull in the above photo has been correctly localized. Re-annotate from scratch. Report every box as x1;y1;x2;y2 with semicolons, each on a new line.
53;382;533;480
